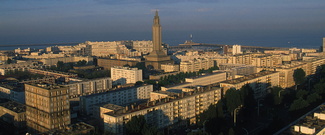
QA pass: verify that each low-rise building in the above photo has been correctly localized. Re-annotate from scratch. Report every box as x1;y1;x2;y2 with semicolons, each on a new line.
28;68;78;82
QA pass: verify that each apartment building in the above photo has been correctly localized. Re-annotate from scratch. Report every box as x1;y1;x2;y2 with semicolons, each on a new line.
161;72;226;92
97;58;139;70
161;63;180;72
258;62;308;88
232;45;242;55
101;86;221;134
219;63;257;79
41;56;93;66
25;83;70;133
0;61;38;75
111;66;142;85
220;71;279;99
180;58;214;72
79;84;153;115
132;40;154;54
66;77;112;98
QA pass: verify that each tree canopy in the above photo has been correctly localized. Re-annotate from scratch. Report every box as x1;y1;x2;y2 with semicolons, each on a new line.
293;68;306;86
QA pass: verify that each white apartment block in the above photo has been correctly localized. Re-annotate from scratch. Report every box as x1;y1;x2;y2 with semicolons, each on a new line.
111;66;143;85
66;77;113;98
220;71;279;99
79;84;153;115
161;64;180;72
101;87;221;134
232;45;242;55
180;58;214;72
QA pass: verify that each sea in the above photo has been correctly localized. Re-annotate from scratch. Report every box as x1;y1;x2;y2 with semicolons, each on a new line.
0;31;323;51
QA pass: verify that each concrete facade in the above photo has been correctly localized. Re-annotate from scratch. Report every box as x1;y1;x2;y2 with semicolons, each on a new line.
25;83;70;133
111;66;143;85
102;86;221;134
79;84;153;116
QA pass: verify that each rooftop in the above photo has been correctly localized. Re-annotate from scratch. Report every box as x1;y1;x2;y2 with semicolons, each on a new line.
26;82;66;90
81;84;151;98
104;86;220;117
220;70;278;84
0;101;26;113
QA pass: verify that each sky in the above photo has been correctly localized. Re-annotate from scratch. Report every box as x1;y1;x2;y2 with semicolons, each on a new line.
1;0;325;48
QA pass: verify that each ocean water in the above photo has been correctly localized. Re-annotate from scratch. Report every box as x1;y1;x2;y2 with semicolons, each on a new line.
0;31;323;51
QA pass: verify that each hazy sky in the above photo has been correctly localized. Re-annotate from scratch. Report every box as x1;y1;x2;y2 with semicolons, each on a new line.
1;0;325;47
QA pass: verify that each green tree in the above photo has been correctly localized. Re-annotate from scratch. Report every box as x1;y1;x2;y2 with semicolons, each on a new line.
296;90;308;99
225;88;242;114
289;98;309;111
293;68;306;89
6;58;12;64
125;115;147;135
56;61;64;71
125;115;159;135
306;93;321;104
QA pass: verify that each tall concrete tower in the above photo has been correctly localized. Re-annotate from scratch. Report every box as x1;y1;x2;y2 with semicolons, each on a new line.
145;11;174;70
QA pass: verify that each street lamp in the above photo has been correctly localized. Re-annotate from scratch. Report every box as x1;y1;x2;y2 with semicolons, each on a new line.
257;99;264;116
234;105;242;126
309;78;313;91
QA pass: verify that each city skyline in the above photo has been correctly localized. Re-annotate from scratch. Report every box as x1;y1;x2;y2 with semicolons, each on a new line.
1;0;325;47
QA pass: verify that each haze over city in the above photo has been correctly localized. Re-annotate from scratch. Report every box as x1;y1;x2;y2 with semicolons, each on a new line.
1;0;325;47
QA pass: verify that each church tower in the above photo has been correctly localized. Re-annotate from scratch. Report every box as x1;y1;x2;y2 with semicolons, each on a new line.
145;11;174;70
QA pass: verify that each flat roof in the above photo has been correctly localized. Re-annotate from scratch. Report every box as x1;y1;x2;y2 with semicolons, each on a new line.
104;86;221;117
0;101;26;113
220;71;278;84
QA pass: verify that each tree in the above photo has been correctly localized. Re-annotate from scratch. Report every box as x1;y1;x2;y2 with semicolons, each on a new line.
289;98;309;111
6;58;12;64
56;61;64;71
125;115;147;135
225;88;242;114
306;93;321;104
293;68;306;89
125;115;159;135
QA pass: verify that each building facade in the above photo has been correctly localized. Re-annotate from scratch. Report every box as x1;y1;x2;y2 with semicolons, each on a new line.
25;83;70;133
102;86;221;134
220;71;279;99
111;66;143;85
79;84;153;116
179;58;214;72
66;77;112;98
